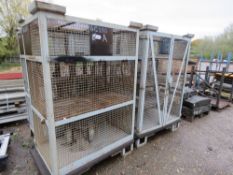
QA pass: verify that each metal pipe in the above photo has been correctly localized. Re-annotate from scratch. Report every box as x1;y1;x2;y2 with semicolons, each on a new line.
216;67;226;109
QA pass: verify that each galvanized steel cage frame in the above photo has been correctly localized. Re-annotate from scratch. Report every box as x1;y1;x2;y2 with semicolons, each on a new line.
19;11;139;175
136;30;192;138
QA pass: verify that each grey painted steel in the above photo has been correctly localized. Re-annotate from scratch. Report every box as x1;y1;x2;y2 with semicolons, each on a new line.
136;30;192;139
55;100;134;127
178;40;192;117
163;37;174;124
166;43;189;122
38;13;59;175
149;35;162;125
137;36;150;132
20;26;34;131
20;6;138;174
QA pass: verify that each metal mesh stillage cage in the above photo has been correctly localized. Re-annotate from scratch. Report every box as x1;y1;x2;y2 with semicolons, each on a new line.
18;4;138;174
136;29;192;140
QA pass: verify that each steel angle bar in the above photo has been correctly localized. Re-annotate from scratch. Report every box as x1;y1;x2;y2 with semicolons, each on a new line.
137;36;150;132
131;30;139;135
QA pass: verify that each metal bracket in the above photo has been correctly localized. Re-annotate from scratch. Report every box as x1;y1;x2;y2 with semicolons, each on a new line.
121;144;134;157
170;122;180;132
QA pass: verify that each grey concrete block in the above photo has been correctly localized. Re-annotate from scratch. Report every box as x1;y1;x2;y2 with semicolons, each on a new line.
29;1;66;15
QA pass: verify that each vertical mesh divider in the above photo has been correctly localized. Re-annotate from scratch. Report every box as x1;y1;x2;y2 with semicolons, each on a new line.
27;60;46;117
22;19;41;56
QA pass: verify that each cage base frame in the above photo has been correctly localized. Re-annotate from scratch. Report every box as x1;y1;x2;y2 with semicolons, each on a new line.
31;147;50;175
135;118;181;148
31;139;133;175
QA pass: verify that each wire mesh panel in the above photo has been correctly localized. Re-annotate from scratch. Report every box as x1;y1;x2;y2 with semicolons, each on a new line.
143;58;161;131
140;36;173;131
167;39;188;119
55;105;132;168
27;61;46;117
50;60;135;120
137;32;190;134
18;33;24;55
21;19;41;56
33;112;51;170
47;18;137;57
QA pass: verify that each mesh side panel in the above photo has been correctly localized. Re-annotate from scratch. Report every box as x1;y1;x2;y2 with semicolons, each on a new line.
50;61;135;120
157;59;186;74
173;40;187;59
168;91;182;116
47;18;136;56
168;73;185;117
22;19;41;56
168;39;188;117
143;59;161;131
30;20;41;56
55;105;132;168
27;61;46;117
33;112;51;169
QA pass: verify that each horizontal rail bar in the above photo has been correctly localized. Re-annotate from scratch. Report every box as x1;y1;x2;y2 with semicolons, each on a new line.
55;100;134;127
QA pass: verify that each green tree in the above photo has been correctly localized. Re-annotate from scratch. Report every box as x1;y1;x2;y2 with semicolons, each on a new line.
0;0;30;59
191;23;233;60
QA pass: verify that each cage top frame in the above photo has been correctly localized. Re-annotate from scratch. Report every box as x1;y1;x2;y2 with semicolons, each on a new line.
20;11;139;62
139;30;193;42
22;11;138;33
138;30;193;61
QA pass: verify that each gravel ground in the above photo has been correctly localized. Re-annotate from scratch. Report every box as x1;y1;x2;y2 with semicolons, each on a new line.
1;106;233;175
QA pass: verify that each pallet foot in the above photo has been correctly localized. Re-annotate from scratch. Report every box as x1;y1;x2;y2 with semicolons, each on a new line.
170;122;180;132
135;136;148;148
121;144;133;157
30;130;34;137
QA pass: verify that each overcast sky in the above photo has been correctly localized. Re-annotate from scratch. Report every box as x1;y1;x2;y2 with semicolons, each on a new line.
47;0;233;39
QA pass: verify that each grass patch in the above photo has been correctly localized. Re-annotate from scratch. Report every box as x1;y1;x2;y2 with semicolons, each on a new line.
0;62;21;72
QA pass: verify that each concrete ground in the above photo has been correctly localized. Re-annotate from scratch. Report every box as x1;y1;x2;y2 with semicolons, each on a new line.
1;106;233;175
